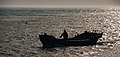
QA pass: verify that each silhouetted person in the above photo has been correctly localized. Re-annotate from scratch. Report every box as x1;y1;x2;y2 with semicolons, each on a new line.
60;30;68;40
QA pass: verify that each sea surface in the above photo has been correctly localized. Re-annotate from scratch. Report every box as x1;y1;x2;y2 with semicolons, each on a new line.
0;8;120;57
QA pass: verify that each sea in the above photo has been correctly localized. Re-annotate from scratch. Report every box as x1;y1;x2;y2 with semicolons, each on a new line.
0;7;120;57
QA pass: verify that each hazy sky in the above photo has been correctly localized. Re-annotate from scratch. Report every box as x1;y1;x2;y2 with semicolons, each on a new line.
0;0;120;7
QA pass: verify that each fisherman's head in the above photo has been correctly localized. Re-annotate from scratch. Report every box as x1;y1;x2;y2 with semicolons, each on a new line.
64;30;66;32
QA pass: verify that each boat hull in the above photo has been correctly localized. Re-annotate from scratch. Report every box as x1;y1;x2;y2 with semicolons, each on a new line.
39;36;101;48
38;32;103;48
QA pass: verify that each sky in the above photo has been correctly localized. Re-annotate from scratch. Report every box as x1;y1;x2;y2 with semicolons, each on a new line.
0;0;120;7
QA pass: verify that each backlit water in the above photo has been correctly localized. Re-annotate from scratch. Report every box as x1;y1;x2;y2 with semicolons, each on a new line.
0;8;120;57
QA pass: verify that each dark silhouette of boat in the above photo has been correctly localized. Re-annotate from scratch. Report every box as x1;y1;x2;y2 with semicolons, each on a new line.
38;31;103;48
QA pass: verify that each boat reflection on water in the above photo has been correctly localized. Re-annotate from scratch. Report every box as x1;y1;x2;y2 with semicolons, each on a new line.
38;31;103;48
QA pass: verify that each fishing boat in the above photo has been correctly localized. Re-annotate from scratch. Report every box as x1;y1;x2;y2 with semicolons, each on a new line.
38;31;103;48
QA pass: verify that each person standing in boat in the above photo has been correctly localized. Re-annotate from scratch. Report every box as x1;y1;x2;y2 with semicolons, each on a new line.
60;30;68;40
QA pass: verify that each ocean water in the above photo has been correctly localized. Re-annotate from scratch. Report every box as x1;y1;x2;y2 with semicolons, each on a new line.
0;8;120;57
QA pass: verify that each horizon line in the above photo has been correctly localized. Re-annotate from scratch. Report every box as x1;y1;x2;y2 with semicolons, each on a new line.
0;5;120;9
